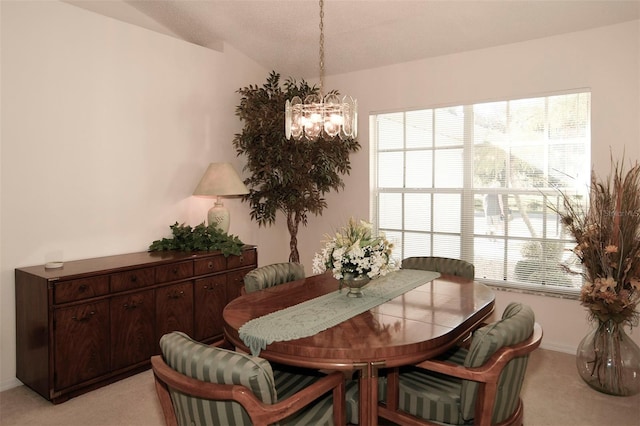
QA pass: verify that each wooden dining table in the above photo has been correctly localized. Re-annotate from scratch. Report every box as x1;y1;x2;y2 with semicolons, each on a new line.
223;270;495;426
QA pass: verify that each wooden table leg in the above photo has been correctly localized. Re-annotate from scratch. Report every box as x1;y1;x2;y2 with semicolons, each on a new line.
353;362;373;426
369;361;386;426
355;361;386;426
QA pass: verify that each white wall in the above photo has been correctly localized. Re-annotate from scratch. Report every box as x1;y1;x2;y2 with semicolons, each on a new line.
0;1;291;391
2;1;639;391
297;20;640;353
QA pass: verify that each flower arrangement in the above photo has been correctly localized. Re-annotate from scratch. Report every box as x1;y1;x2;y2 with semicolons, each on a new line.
312;218;399;280
552;158;640;327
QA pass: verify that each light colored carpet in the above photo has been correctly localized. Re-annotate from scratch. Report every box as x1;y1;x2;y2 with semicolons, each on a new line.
1;349;639;425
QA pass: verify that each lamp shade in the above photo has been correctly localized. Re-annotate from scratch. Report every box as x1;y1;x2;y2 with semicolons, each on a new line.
193;163;249;232
193;162;249;197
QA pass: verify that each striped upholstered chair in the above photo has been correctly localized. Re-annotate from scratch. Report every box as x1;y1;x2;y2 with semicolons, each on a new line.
377;303;542;426
401;256;475;280
243;262;305;294
151;331;347;426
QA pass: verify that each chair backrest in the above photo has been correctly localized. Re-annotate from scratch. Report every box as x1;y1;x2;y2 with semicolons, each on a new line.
244;262;305;294
460;302;536;424
158;331;277;425
401;256;475;280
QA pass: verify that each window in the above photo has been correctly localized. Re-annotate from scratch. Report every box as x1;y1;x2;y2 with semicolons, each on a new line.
371;91;591;293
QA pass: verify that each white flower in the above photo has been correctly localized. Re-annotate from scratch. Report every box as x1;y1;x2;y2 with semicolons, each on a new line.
312;218;400;280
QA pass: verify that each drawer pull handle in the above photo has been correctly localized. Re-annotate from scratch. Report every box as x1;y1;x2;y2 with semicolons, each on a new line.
78;284;88;292
207;261;214;269
130;275;137;282
123;302;140;310
169;291;185;299
239;256;245;264
72;311;95;321
172;267;179;274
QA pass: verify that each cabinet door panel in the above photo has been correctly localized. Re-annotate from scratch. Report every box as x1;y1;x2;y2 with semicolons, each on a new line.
156;282;194;346
54;300;110;390
194;275;227;341
227;268;254;301
110;289;155;370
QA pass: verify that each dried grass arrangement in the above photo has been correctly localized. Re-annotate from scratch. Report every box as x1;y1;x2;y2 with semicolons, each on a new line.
553;158;640;326
552;156;640;396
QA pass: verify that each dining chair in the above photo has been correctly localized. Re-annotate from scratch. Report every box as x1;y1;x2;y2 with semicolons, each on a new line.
243;262;305;294
401;256;475;280
151;331;348;426
376;302;543;426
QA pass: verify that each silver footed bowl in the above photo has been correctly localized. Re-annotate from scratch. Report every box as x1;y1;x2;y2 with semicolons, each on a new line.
340;273;370;298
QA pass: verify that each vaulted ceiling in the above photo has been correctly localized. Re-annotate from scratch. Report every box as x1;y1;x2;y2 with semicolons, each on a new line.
65;0;640;78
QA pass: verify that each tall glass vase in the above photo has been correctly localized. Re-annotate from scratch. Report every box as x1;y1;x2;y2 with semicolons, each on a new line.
576;319;640;396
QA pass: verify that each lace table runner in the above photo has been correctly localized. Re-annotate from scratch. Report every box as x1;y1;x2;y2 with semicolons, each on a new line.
239;269;440;356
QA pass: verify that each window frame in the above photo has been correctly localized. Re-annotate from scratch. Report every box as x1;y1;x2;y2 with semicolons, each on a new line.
370;90;591;297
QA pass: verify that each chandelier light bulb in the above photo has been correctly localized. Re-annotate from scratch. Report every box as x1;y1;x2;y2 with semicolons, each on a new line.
331;115;343;125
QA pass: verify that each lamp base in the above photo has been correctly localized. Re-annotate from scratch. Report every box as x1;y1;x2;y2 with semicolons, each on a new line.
207;200;230;233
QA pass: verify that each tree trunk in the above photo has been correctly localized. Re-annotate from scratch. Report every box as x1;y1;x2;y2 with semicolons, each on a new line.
287;211;300;263
512;194;538;238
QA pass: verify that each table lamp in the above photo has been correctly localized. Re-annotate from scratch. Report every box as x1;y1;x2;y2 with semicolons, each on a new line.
193;162;249;233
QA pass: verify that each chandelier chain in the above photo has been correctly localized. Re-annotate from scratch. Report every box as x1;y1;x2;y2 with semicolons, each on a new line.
318;0;325;95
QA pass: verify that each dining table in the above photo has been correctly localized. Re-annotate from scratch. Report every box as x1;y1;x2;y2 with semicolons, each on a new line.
223;269;495;426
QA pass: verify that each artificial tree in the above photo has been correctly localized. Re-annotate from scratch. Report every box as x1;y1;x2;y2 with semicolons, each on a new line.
233;71;360;263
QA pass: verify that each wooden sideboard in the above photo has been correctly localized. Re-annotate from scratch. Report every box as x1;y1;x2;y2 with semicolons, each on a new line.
15;246;257;403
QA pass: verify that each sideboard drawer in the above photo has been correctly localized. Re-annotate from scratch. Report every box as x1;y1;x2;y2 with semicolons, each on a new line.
227;249;257;269
54;276;110;304
155;261;193;283
194;255;226;276
110;267;155;293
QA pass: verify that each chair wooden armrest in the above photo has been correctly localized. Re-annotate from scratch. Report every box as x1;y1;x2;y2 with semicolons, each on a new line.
211;338;234;350
151;355;345;426
414;323;543;382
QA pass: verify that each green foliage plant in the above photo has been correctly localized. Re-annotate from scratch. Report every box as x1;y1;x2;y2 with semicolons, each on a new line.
233;71;361;263
149;222;244;257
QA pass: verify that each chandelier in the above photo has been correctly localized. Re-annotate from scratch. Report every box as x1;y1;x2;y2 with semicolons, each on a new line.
285;0;358;141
